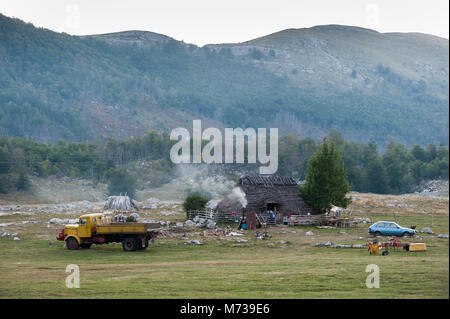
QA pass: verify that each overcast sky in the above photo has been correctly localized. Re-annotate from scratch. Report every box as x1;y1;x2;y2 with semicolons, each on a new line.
1;0;448;45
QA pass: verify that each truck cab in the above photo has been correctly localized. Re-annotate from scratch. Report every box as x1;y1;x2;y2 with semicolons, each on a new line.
57;213;109;249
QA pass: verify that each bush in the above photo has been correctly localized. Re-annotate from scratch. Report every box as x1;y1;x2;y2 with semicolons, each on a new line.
126;215;136;222
107;168;137;198
183;193;210;211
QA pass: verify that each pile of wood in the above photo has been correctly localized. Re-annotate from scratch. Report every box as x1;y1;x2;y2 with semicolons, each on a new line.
285;215;357;228
103;196;138;213
286;215;322;226
155;229;178;239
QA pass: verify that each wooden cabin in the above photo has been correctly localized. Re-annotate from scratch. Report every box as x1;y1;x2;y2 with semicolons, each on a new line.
215;176;317;221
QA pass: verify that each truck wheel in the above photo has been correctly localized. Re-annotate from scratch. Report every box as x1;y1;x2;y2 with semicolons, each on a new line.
122;238;137;251
80;243;92;249
66;237;79;250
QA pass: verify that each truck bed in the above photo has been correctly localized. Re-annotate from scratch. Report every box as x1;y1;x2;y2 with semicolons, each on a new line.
96;222;148;234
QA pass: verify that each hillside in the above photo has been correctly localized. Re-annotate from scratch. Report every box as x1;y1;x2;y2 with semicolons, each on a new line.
0;14;448;146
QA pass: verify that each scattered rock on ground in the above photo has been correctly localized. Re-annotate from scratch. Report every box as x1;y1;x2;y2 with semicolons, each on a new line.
334;244;351;248
227;231;244;237
49;218;78;225
185;220;195;227
315;241;334;247
184;240;202;245
206;220;216;229
421;227;434;234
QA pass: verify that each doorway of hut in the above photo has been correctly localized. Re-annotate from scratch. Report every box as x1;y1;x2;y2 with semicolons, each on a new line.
266;202;279;212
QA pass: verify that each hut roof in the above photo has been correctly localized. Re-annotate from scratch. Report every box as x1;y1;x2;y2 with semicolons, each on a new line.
103;196;138;213
239;176;297;187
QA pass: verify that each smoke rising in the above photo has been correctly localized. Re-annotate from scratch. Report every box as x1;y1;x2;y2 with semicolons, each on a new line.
230;187;247;208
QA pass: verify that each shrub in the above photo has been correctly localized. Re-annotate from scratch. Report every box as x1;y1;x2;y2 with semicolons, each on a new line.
183;193;209;211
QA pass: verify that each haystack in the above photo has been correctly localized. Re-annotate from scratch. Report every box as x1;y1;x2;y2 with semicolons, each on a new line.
103;195;139;214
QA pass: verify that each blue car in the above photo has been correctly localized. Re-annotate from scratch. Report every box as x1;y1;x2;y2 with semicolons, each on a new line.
369;221;416;237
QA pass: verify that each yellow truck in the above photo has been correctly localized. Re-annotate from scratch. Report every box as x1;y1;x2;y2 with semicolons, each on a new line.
56;213;159;251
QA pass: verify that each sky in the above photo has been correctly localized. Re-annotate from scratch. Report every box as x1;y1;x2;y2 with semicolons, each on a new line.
0;0;448;46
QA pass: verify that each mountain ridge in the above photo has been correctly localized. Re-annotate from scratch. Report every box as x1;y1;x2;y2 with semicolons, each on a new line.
0;13;448;146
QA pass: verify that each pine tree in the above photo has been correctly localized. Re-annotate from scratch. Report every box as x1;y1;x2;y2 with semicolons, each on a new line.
0;146;11;174
16;169;31;191
364;158;389;194
300;138;351;211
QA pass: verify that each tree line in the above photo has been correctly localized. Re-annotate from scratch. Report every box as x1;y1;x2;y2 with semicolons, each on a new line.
0;129;448;195
279;130;449;194
0;132;174;194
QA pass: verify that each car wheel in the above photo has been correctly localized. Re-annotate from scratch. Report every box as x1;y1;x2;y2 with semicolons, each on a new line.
402;232;411;238
374;231;382;237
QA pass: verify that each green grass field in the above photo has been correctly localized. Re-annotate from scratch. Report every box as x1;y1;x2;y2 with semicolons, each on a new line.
0;193;448;298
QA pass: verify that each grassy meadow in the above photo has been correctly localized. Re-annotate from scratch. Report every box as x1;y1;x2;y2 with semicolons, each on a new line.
0;193;448;298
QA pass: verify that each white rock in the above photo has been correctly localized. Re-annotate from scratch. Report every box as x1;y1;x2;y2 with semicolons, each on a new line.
176;222;184;228
227;231;244;237
159;211;179;216
206;220;216;229
184;240;202;245
13;237;20;241
305;231;314;236
146;197;161;204
185;220;195;227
